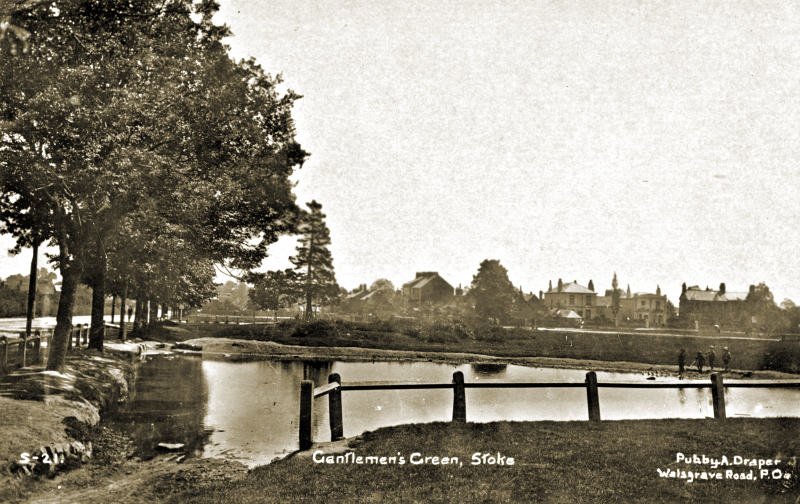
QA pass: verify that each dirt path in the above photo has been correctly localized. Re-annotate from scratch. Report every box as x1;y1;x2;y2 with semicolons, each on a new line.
17;456;248;504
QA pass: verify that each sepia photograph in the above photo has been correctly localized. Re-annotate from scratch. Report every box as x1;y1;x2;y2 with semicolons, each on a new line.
1;0;799;502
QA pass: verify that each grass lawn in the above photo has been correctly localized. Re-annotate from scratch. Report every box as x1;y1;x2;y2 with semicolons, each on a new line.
159;418;800;503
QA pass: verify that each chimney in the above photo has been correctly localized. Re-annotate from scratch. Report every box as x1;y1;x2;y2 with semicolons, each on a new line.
719;283;726;295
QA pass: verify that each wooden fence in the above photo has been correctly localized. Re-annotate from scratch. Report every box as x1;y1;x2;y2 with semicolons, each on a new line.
0;323;124;376
298;371;800;450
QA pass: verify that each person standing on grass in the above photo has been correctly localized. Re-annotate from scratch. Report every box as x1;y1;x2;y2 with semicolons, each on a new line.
678;348;686;374
707;346;716;370
723;347;731;372
691;351;705;373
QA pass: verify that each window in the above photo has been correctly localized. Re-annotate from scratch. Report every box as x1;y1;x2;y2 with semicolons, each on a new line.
656;301;661;310
586;295;591;306
569;295;575;304
641;300;646;307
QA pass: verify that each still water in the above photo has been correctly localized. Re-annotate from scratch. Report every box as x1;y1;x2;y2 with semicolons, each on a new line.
106;355;800;468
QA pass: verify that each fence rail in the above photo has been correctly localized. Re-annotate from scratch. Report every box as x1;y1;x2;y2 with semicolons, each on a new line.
0;322;121;376
299;371;800;450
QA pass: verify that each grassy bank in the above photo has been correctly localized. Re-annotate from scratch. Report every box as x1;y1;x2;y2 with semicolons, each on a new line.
201;320;800;373
157;419;800;503
0;348;136;502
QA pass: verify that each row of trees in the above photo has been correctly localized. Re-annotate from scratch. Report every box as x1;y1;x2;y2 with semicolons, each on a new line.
0;0;318;370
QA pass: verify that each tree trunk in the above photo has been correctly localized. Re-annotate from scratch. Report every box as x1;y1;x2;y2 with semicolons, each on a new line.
110;294;116;324
47;264;81;371
133;297;143;332
119;281;128;342
304;233;314;321
89;261;106;351
25;242;39;337
148;300;158;326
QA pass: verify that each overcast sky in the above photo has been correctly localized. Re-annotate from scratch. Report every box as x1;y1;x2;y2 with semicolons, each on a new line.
2;0;799;305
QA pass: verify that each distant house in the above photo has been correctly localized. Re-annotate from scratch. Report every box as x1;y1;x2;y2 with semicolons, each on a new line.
594;285;669;326
543;281;597;319
621;287;668;326
679;283;748;328
401;272;454;307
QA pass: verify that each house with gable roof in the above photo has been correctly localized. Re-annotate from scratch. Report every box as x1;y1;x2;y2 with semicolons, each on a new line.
679;283;749;328
401;272;454;308
543;280;597;319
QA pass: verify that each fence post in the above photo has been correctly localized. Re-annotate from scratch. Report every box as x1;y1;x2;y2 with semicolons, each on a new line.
299;380;313;450
1;336;7;374
452;371;466;422
33;330;41;364
18;331;28;368
67;325;73;351
586;371;601;422
82;324;88;346
328;373;344;441
711;373;726;419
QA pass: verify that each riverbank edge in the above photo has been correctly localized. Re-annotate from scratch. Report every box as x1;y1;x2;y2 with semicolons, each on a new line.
0;346;144;501
180;336;798;380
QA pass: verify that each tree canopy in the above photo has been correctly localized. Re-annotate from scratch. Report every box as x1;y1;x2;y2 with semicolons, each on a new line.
469;259;516;322
1;0;307;368
289;200;338;320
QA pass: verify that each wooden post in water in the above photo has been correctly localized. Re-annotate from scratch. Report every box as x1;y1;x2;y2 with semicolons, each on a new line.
1;336;8;374
18;331;27;367
711;373;726;419
452;371;466;422
33;330;41;364
328;373;344;441
299;380;313;450
586;371;601;422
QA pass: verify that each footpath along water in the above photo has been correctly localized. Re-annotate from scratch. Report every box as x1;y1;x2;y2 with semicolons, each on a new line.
106;355;800;468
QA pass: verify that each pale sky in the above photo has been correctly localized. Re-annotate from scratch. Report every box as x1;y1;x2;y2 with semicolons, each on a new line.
2;0;799;305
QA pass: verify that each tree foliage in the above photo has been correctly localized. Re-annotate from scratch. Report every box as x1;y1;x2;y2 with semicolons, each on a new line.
289;201;338;320
248;269;298;317
1;0;307;368
469;259;516;322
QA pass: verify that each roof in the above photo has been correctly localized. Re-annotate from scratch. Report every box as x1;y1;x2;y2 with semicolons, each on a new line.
719;291;748;301
556;309;582;319
684;289;718;302
684;288;747;302
402;272;451;290
547;282;595;295
346;288;370;300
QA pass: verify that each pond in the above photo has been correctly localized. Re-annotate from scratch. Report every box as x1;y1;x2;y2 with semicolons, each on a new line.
106;355;800;468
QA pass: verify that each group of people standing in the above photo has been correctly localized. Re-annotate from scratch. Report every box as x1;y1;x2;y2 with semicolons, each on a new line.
677;345;731;374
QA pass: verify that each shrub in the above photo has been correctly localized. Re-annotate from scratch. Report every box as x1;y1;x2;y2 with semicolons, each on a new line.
291;320;337;338
761;342;800;373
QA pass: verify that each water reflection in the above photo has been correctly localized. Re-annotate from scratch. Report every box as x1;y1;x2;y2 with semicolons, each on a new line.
114;355;800;468
106;355;209;458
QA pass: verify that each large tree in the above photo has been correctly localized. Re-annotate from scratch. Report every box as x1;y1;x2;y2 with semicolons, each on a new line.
469;259;516;322
289;201;338;321
248;269;298;320
1;0;306;368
